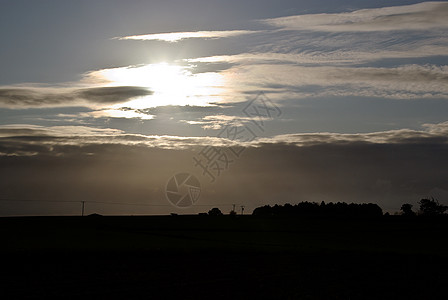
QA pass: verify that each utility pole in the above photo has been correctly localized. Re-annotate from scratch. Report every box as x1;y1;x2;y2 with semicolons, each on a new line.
81;201;85;217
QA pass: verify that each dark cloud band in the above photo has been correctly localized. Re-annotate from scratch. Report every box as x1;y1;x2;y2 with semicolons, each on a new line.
0;86;153;108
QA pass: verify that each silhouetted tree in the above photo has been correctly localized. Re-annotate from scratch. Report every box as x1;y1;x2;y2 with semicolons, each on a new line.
400;203;415;217
252;205;272;216
418;198;447;216
208;207;223;216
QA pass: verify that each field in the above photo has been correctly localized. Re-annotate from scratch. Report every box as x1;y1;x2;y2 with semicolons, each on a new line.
1;215;447;299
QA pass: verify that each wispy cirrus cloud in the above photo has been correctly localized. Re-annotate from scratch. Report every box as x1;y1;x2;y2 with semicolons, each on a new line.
263;1;448;32
179;3;448;104
187;43;448;67
217;63;448;100
117;30;254;42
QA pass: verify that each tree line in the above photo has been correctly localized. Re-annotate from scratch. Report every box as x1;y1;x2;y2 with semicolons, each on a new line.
205;198;446;217
252;201;383;217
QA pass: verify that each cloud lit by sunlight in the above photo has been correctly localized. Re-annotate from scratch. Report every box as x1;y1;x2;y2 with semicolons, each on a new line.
86;109;155;120
118;30;253;42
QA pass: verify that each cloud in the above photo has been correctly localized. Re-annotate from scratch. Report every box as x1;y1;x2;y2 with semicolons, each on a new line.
1;120;448;157
180;114;274;130
264;2;448;32
0;86;153;108
0;124;241;156
188;43;448;66
258;124;448;147
75;86;153;104
179;3;448;103
0;124;123;137
84;109;155;120
118;30;254;42
0;88;75;108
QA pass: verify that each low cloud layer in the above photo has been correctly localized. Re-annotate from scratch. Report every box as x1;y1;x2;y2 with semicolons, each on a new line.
1;121;448;156
1;123;447;216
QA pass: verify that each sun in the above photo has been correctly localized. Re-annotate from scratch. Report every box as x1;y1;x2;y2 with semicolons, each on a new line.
93;62;225;109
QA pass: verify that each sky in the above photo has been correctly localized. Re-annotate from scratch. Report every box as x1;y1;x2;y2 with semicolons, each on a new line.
1;0;448;215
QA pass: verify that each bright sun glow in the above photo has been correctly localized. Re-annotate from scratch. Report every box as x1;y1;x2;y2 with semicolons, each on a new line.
91;63;225;112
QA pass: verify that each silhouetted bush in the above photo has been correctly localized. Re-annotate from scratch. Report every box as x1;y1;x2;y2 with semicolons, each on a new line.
208;207;223;216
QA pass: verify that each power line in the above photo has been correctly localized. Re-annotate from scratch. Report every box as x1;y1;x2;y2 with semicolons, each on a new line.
0;199;169;206
0;198;79;203
0;198;239;207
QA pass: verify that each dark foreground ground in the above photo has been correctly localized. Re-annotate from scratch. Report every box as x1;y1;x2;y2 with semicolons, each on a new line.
1;215;447;299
